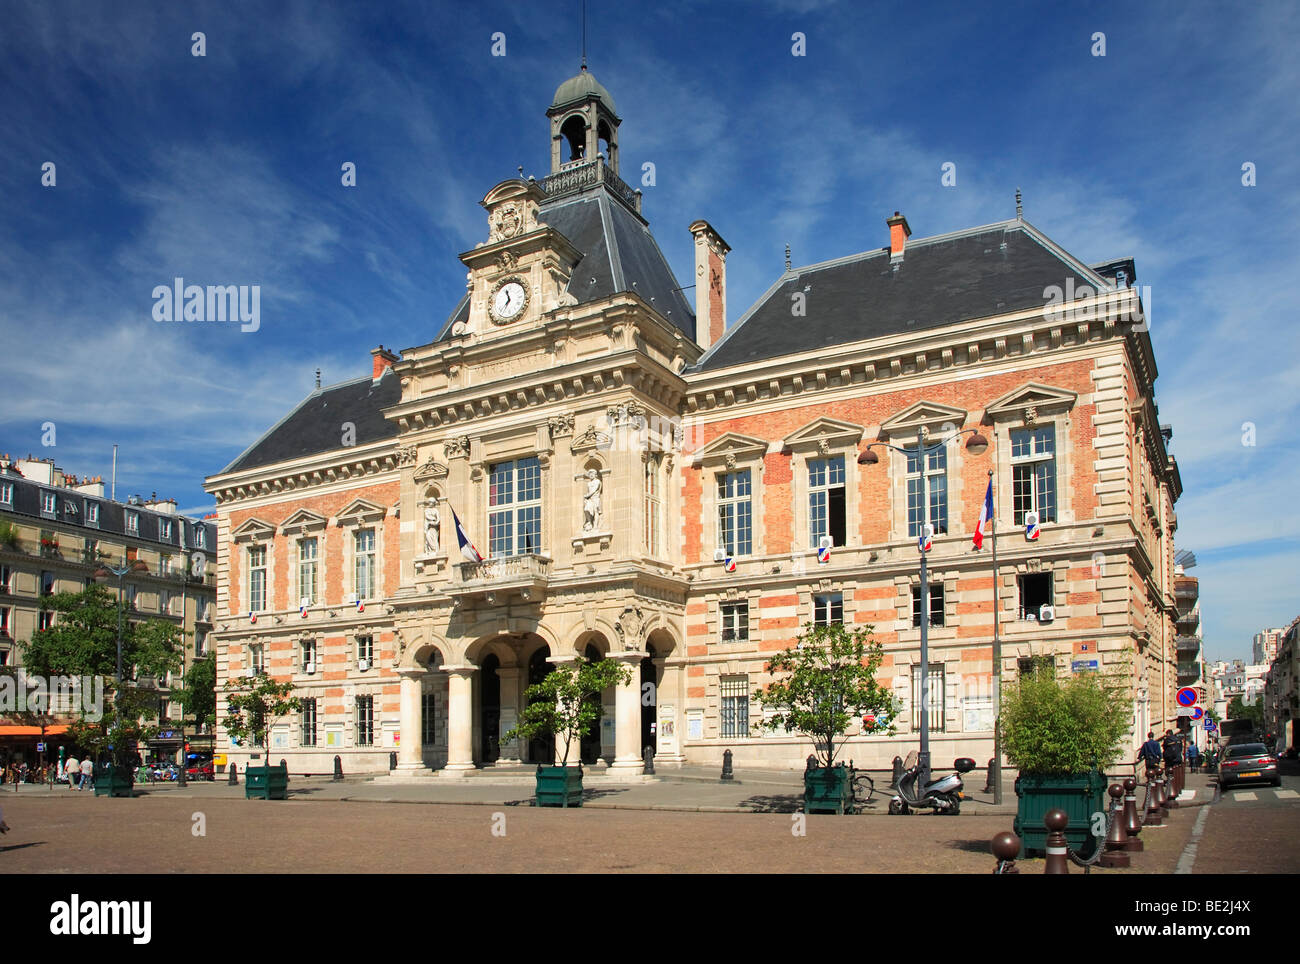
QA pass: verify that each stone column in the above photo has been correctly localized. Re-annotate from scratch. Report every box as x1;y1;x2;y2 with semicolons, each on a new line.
609;651;645;773
496;667;523;765
443;666;476;776
396;669;427;771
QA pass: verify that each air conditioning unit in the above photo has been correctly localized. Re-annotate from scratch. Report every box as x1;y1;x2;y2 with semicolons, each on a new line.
305;661;316;675
819;535;833;550
358;658;371;672
713;548;727;562
1038;604;1056;623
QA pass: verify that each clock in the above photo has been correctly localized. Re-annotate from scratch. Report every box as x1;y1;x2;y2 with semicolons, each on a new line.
489;278;528;323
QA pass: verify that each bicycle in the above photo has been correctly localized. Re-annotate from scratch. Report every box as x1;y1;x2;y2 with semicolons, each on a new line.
847;763;876;814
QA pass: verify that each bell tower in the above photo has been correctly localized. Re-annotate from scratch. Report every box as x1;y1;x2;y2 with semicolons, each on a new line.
547;66;621;175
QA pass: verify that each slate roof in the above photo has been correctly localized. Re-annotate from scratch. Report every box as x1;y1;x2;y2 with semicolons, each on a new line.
695;220;1105;372
219;370;402;474
436;183;695;340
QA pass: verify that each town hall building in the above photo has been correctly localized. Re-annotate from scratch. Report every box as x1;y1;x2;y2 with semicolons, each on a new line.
204;68;1184;776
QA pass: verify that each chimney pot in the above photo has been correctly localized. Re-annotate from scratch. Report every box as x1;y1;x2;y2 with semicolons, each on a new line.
371;345;400;382
887;212;912;260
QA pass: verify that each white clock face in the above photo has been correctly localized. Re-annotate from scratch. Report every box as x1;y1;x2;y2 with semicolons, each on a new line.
492;281;526;320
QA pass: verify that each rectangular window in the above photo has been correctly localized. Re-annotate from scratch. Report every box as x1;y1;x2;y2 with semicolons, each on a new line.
1018;573;1054;621
1018;655;1055;678
907;446;948;537
298;537;318;606
41;570;55;596
911;663;945;732
85;503;99;527
0;565;10;593
301;698;318;747
354;528;376;599
357;635;374;664
719;602;749;642
717;470;753;556
1011;426;1057;524
422;692;437;745
248;545;267;612
194;628;206;657
301;638;316;673
159;519;172;542
808;456;847;547
125;584;137;611
356;695;374;746
160;589;171;615
644;455;663;556
720;675;749;738
0;648;8;665
40;491;56;517
0;482;11;506
39;610;54;631
248;645;265;674
911;585;945;628
195;526;206;549
0;606;9;637
126;511;139;535
488;457;542;557
814;592;843;626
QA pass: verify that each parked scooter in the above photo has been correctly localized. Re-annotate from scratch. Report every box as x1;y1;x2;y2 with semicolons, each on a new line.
888;751;976;815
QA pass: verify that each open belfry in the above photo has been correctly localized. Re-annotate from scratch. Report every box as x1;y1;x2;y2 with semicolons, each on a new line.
204;68;1182;776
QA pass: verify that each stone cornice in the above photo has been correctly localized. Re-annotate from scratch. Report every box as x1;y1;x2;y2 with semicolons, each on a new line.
204;439;399;506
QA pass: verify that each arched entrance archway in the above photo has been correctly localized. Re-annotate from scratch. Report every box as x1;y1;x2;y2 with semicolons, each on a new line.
481;654;501;764
526;645;553;764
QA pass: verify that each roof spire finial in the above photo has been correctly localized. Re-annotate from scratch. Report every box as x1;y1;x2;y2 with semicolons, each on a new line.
581;0;587;70
784;243;792;271
1015;187;1023;219
315;368;321;389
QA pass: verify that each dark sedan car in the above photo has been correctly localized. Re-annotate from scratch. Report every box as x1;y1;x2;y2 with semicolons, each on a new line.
1218;743;1280;790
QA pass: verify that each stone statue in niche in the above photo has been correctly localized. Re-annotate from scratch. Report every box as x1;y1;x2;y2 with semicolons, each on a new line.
422;500;441;554
577;469;603;532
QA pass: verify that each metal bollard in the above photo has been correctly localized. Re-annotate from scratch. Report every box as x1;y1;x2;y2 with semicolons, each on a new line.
1154;772;1170;814
280;759;289;784
643;745;655;776
1098;784;1131;868
890;755;904;789
1043;809;1070;874
983;757;996;794
1144;774;1165;827
228;763;238;785
991;831;1021;874
1122;777;1144;851
389;751;397;771
721;749;734;782
1165;766;1180;808
332;755;343;782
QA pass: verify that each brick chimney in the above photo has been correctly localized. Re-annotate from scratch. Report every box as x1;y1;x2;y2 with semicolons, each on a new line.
689;220;730;351
887;211;912;261
371;344;399;382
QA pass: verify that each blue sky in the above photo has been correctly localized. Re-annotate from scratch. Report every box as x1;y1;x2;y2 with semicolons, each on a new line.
1;0;1296;662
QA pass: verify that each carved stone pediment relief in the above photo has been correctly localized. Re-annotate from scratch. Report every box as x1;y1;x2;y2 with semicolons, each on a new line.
983;382;1078;422
570;424;612;453
783;416;865;454
615;606;646;651
879;401;969;439
691;431;768;468
413;458;449;482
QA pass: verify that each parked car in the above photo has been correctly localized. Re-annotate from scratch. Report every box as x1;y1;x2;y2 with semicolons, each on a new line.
1217;743;1280;789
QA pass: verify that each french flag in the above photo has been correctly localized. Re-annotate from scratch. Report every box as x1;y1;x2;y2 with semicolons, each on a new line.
452;507;484;562
972;478;993;550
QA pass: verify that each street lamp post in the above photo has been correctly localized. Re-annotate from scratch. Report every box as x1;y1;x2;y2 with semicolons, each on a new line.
859;425;988;791
93;559;148;768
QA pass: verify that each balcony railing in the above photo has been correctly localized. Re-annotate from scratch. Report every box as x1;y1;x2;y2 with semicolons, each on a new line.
539;157;640;214
451;554;550;603
1175;634;1201;653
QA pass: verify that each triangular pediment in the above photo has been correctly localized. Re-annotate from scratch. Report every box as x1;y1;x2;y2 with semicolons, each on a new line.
692;432;769;467
278;508;328;535
879;401;970;438
230;517;275;542
783;417;865;452
334;498;386;526
984;382;1078;420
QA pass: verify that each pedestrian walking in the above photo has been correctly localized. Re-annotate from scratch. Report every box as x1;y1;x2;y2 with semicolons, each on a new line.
65;755;80;789
1137;731;1162;776
79;757;93;791
1187;742;1201;773
1162;730;1183;767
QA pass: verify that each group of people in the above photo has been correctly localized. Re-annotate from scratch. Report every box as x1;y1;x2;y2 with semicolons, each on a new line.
1137;729;1200;773
0;757;95;788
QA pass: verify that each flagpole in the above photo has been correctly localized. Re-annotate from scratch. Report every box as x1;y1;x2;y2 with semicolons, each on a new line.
989;455;1003;805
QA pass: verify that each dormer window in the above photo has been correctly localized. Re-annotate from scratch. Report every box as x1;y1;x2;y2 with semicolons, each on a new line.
40;492;56;518
126;511;139;535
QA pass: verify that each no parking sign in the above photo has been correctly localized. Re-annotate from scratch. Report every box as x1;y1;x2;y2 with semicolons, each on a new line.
1175;687;1198;707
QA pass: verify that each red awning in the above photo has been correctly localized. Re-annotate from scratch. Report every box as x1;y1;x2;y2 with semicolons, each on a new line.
0;724;72;737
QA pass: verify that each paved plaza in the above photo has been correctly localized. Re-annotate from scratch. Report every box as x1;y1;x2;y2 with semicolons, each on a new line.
0;766;1209;874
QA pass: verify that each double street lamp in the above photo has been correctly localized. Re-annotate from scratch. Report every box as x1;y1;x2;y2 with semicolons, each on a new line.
93;559;149;768
859;425;988;792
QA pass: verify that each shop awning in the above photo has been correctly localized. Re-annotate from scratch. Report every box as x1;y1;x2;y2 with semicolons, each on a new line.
0;724;72;737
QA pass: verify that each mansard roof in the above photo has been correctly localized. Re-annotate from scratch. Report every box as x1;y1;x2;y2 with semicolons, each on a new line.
695;219;1109;372
436;182;695;341
220;369;402;474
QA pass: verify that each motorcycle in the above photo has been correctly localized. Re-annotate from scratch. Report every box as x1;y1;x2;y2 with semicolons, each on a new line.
888;751;976;815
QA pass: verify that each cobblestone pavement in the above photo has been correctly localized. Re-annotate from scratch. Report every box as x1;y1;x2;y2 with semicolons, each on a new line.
0;780;1198;874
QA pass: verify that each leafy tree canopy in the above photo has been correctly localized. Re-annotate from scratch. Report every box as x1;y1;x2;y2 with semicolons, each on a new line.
1000;665;1131;775
502;658;632;767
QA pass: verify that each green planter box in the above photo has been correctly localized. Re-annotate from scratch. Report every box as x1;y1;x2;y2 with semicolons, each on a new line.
92;764;134;798
1013;770;1107;859
804;764;851;815
245;764;289;800
535;765;583;808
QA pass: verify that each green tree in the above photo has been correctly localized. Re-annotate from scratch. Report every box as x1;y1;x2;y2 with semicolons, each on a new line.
751;622;898;768
223;673;302;768
502;658;632;767
1226;695;1263;728
19;586;183;768
999;665;1131;775
177;654;217;730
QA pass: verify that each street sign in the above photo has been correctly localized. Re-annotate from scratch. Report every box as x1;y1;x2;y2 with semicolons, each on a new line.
1175;687;1198;707
1191;707;1204;721
36;742;46;753
1205;719;1217;732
